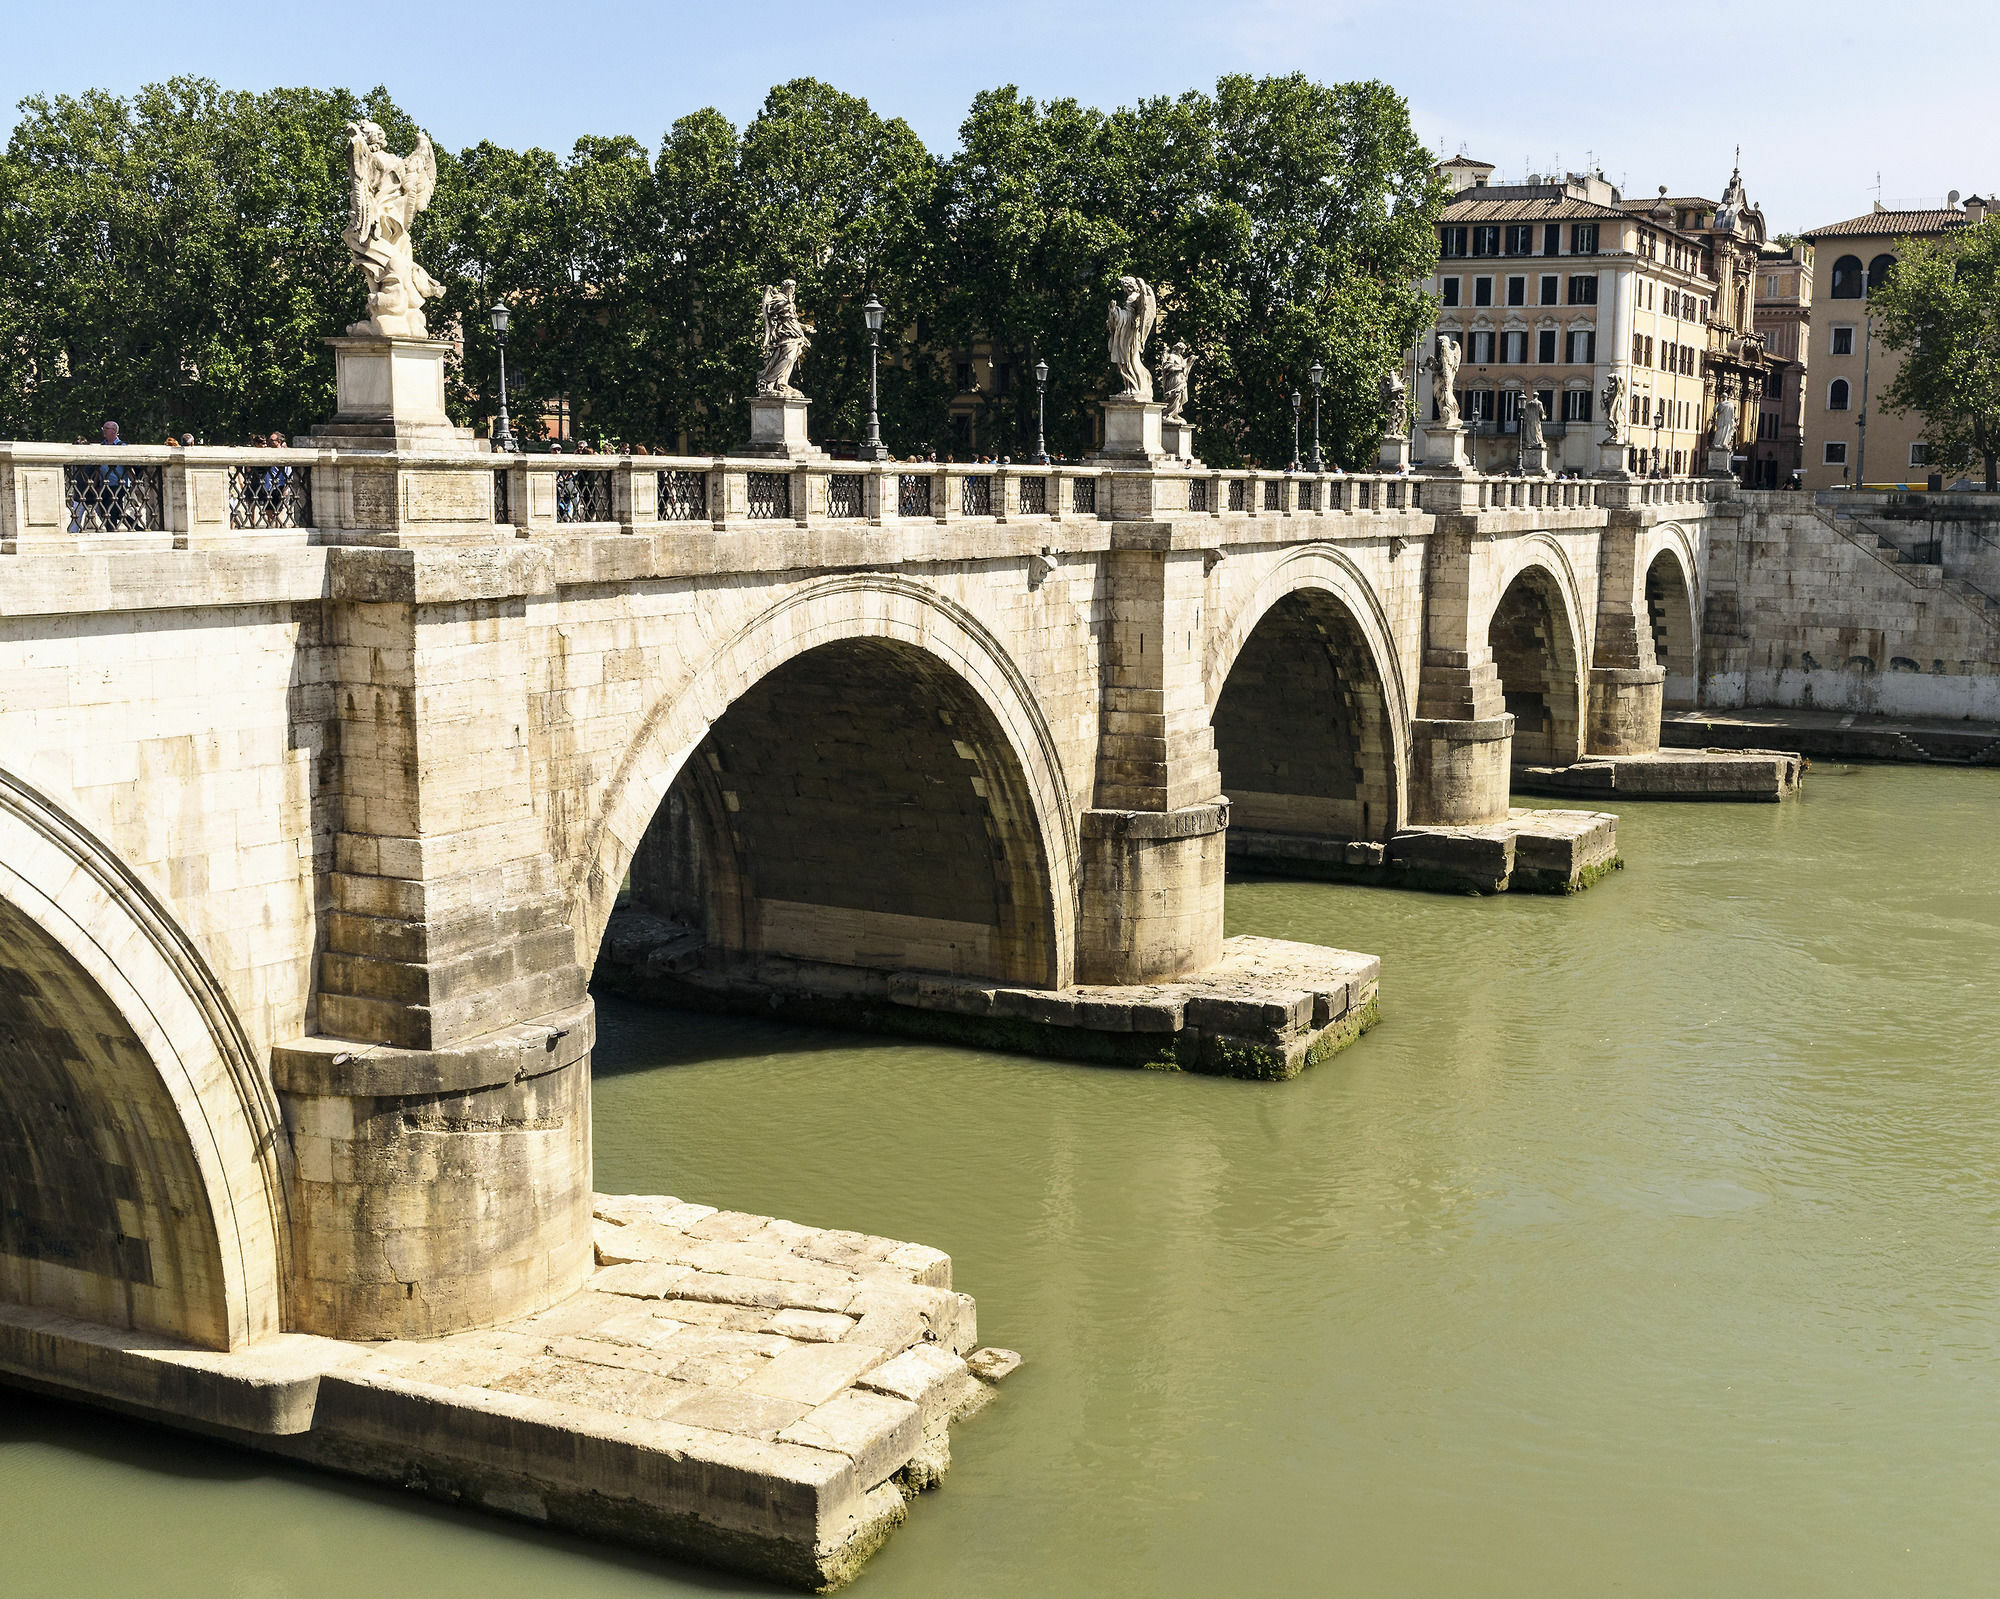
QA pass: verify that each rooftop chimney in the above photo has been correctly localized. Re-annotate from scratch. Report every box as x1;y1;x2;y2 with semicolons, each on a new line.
1967;194;1989;225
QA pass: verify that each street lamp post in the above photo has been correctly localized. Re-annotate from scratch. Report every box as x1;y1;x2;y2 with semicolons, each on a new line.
1034;359;1049;464
1289;389;1303;472
1309;361;1325;472
489;303;516;453
861;296;887;460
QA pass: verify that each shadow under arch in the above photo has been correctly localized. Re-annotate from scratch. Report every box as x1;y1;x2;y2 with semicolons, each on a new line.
0;769;288;1351
571;575;1079;990
1643;541;1701;708
1486;552;1589;768
1206;547;1411;841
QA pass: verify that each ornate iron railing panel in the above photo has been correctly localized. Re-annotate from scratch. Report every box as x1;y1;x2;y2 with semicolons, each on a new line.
556;467;612;523
1188;477;1209;513
961;474;992;517
899;474;932;518
64;463;164;533
657;469;707;522
1262;479;1282;511
827;474;864;519
227;462;313;529
1070;476;1097;515
1297;481;1318;511
1019;476;1048;515
747;471;790;520
1228;478;1247;512
494;468;511;524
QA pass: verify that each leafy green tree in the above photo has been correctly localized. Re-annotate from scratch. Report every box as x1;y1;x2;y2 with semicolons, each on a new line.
0;78;433;442
1870;220;2000;491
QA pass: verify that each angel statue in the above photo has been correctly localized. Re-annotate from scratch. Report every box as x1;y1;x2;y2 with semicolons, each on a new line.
1158;341;1196;422
1601;372;1626;440
757;281;813;398
1379;369;1409;437
1107;276;1159;400
342;120;444;338
1425;336;1462;429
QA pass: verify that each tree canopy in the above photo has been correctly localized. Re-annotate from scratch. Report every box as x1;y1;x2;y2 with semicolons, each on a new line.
0;73;1445;465
1870;219;2000;491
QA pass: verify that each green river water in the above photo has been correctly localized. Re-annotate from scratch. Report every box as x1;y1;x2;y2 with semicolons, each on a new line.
6;764;2000;1597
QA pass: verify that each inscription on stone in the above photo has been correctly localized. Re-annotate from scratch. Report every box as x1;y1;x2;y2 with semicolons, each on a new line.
350;471;394;526
405;472;489;522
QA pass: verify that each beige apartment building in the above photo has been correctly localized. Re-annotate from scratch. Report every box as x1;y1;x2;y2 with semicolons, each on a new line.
1750;242;1812;486
1799;197;1986;490
1417;159;1773;478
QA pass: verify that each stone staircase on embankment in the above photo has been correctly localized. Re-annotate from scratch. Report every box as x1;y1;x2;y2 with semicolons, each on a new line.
1816;502;2000;634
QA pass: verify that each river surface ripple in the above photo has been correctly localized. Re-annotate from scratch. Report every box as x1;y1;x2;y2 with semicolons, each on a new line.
6;764;2000;1597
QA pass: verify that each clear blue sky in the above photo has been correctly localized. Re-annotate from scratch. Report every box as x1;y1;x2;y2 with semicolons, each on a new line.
4;0;1992;234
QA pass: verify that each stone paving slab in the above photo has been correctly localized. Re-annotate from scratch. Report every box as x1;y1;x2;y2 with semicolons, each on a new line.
0;1195;1011;1593
1663;708;2000;766
1516;748;1803;801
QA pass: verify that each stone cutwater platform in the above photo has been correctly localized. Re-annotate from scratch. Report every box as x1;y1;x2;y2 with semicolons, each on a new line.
1515;747;1803;802
1230;808;1620;896
596;919;1379;1081
0;1196;1016;1592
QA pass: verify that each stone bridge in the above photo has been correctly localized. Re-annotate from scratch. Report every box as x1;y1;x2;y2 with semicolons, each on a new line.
0;427;1731;1581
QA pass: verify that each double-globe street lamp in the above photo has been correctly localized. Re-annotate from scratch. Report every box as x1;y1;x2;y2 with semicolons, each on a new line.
489;303;517;453
861;296;888;461
1309;360;1325;472
1289;388;1303;472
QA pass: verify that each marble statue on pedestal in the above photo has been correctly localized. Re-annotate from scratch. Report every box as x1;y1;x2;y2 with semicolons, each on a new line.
757;281;812;397
1107;276;1159;400
1380;370;1409;437
1426;337;1461;429
1521;389;1546;449
1158;341;1196;421
342;121;444;338
1713;393;1739;453
1601;373;1626;441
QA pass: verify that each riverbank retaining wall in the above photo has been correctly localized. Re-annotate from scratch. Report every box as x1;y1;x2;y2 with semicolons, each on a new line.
1700;490;2000;718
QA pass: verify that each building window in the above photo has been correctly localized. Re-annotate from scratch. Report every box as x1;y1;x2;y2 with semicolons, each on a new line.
1536;387;1555;419
1506;224;1534;255
995;363;1014;393
1568;274;1598;305
1502;331;1528;363
1642;335;1654;365
1537;329;1558;363
1824;441;1848;465
1542;223;1561;256
1539;274;1559;306
1571;223;1599;255
1831;325;1854;355
955;361;975;391
1474;276;1494;306
1469;331;1496;363
1868;253;1897;291
1562;389;1594;423
1507;276;1526;306
1497;389;1522;425
1565;329;1596;364
1632;333;1645;365
1471;226;1501;257
1441;277;1461;307
1830;254;1864;298
1441;227;1469;257
1828;378;1851;411
1910;442;1930;467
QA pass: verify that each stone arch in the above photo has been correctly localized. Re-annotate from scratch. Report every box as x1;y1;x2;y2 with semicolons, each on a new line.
1205;546;1411;840
0;769;287;1351
1642;536;1701;708
1484;544;1589;768
572;575;1079;989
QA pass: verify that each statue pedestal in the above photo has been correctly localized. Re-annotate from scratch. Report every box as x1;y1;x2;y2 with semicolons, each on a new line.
1159;417;1197;462
741;395;828;461
1418;423;1473;475
1597;439;1635;478
1092;398;1165;461
1706;447;1736;477
1378;433;1411;472
314;336;477;451
1521;443;1553;478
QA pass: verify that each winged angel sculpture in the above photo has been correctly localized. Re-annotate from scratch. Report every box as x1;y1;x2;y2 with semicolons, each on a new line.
1107;276;1159;400
757;281;813;398
342;120;444;337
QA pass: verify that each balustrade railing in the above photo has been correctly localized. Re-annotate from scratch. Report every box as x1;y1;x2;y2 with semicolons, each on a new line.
556;467;613;524
961;475;992;517
657;469;706;522
493;467;512;525
1071;477;1097;516
1019;476;1048;515
228;462;312;529
65;462;165;532
898;473;932;519
827;473;864;519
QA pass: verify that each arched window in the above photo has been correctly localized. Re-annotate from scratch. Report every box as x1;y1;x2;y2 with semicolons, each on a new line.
1828;378;1851;411
1868;253;1897;292
1830;254;1865;298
